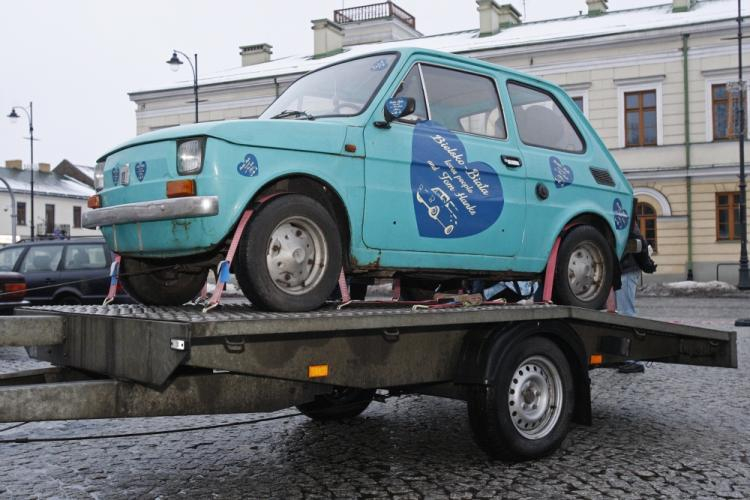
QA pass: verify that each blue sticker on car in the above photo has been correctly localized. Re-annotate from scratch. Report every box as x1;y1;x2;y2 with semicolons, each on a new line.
111;165;120;186
237;153;259;177
613;198;629;230
370;58;388;71
385;97;409;118
549;156;573;188
410;120;504;238
135;161;147;182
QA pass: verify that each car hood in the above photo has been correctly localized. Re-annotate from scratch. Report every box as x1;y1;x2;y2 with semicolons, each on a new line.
100;119;349;160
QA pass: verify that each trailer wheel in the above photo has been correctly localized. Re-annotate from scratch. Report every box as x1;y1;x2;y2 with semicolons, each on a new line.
235;194;342;312
297;388;375;421
553;225;613;309
468;336;574;461
120;258;208;306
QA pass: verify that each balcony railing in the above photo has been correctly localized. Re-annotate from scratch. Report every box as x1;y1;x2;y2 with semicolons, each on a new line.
334;1;415;28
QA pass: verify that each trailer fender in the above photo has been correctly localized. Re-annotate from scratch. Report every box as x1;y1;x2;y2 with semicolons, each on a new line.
455;320;591;426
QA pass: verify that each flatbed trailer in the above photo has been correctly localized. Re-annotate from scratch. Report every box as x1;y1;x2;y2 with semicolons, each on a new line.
0;303;737;461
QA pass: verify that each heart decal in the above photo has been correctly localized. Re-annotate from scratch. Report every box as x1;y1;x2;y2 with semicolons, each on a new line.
549;156;574;188
135;161;147;182
111;165;120;186
237;153;259;177
410;120;504;238
613;198;629;230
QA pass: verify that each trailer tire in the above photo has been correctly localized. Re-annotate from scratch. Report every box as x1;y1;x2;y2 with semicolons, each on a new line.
553;225;613;309
235;194;342;312
468;336;574;461
297;388;375;421
120;258;208;306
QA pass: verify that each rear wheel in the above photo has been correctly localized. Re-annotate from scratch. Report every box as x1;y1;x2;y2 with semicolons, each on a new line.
553;225;613;309
297;388;375;421
235;194;342;312
468;336;575;461
120;258;208;306
54;293;82;306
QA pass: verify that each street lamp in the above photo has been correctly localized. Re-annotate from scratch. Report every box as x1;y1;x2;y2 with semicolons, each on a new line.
167;50;199;123
7;102;35;241
735;0;750;290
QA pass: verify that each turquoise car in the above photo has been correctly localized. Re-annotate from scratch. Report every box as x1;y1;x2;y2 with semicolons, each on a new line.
83;48;633;311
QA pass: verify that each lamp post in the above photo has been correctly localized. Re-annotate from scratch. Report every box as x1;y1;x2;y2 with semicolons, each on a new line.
736;0;750;290
167;50;199;123
7;102;35;241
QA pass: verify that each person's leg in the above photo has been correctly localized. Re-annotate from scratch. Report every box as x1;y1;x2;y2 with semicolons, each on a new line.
615;271;638;317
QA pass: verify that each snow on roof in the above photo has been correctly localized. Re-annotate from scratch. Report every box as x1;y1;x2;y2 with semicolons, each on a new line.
134;0;747;94
0;166;93;199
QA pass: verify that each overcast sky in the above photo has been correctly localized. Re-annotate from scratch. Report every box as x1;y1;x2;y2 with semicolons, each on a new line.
0;0;667;166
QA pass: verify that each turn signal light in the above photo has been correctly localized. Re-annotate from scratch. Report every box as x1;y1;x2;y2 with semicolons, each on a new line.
3;282;27;300
87;195;101;209
166;179;196;198
308;364;329;378
589;354;603;366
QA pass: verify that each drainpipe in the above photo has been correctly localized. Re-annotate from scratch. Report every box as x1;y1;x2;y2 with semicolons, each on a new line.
273;77;280;98
682;34;694;280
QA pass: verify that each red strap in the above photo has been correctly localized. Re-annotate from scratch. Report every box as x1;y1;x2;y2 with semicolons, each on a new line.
542;236;561;303
203;209;253;312
338;268;351;303
103;254;121;305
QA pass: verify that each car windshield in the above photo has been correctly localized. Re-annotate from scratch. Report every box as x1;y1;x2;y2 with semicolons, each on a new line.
261;54;397;119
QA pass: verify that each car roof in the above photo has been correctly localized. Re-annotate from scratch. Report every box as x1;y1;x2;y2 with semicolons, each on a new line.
4;237;105;249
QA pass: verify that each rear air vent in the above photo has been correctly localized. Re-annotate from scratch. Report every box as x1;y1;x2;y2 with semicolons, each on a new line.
589;167;615;187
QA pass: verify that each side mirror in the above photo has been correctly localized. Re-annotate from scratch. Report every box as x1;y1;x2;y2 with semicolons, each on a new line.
384;97;416;123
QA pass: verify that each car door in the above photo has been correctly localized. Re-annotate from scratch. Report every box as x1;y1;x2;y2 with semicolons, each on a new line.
60;242;111;302
363;60;527;257
17;244;64;303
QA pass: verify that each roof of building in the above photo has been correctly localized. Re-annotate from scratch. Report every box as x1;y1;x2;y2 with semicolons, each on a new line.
133;0;748;95
0;165;93;199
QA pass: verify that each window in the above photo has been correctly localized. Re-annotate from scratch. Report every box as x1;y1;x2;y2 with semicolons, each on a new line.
16;202;26;226
393;65;428;123
45;204;55;235
716;192;743;241
0;246;25;272
73;206;82;229
572;96;584;112
712;83;746;141
624;90;657;147
413;64;506;139
636;202;657;251
63;244;107;270
19;245;63;273
507;82;584;153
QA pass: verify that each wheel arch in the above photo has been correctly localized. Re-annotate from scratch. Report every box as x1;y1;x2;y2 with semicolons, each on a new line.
455;320;592;426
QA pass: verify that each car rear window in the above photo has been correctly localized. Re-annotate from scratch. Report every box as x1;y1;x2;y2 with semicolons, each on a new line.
0;246;25;271
63;244;107;270
19;245;63;273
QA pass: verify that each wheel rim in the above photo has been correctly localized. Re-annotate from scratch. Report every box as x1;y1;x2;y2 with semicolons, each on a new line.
266;215;328;295
566;240;605;302
507;355;563;440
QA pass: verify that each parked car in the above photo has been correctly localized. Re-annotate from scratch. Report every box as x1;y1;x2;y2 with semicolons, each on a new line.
0;237;128;305
0;272;29;315
83;48;633;312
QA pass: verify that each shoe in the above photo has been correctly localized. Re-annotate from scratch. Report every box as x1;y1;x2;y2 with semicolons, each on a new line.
618;361;645;374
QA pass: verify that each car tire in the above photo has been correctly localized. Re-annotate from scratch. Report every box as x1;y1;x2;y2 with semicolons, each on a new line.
297;388;375;421
120;258;208;306
552;225;614;310
467;336;575;461
235;194;342;312
54;293;83;306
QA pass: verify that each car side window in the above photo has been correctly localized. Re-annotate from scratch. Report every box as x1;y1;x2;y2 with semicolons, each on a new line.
63;244;107;270
393;65;428;123
507;82;584;153
0;247;25;271
421;64;506;139
19;245;63;273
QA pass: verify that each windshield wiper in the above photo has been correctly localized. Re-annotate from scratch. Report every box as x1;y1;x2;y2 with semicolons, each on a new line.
270;109;316;120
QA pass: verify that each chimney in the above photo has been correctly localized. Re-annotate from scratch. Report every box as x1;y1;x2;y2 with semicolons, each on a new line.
477;1;521;37
311;18;344;58
672;0;696;12
5;160;22;170
38;163;51;173
239;43;273;66
586;0;608;16
333;2;422;46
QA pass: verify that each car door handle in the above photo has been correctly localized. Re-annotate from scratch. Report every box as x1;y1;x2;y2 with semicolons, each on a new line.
501;155;523;168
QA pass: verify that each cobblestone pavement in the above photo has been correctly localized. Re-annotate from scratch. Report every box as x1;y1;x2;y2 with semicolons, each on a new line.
0;297;748;499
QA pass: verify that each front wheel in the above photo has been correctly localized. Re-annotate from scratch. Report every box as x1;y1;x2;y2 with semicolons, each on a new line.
553;225;614;309
234;194;342;312
120;258;208;306
468;336;575;461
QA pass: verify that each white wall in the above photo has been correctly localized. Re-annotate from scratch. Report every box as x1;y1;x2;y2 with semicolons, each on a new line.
0;192;98;244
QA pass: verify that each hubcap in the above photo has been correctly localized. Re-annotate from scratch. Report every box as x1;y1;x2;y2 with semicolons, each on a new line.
567;241;605;302
266;216;328;295
507;355;563;439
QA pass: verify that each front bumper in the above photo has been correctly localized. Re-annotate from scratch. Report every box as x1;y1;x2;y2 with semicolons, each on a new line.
82;196;219;228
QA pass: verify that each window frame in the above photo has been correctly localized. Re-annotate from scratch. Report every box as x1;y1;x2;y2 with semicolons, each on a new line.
73;206;82;229
562;83;590;119
18;244;64;273
16;201;26;226
391;61;509;141
506;79;587;154
636;201;658;252
709;82;748;141
715;191;742;241
623;89;658;148
61;243;108;271
45;204;55;235
616;78;663;148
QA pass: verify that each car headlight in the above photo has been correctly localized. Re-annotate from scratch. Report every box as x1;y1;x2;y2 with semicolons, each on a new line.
94;161;105;191
177;138;205;175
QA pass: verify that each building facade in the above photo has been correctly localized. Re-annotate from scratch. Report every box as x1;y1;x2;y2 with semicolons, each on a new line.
128;0;750;283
